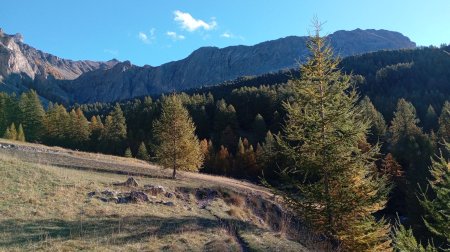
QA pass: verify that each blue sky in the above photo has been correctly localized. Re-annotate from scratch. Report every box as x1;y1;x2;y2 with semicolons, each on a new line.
1;0;449;66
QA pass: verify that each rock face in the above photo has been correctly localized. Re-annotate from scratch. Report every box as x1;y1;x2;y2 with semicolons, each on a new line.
0;28;415;104
0;29;118;96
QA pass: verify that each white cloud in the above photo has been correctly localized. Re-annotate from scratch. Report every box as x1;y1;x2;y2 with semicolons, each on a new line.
220;32;232;38
166;31;185;41
174;10;217;32
138;28;156;44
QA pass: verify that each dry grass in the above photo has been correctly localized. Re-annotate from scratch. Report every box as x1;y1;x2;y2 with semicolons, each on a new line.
0;140;313;251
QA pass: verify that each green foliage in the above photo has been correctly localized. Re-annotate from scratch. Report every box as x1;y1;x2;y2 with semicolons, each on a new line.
3;123;17;140
438;101;450;143
424;105;438;133
276;24;391;250
419;143;450;248
393;222;437;252
359;96;387;144
252;114;267;143
17;124;25;142
153;95;203;179
136;142;149;161
18;90;46;142
101;104;127;154
124;147;133;158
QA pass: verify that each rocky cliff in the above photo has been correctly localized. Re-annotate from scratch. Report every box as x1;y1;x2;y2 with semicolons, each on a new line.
0;28;415;104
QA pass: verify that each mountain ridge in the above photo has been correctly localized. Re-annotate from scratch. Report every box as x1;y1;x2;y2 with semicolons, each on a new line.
0;28;416;104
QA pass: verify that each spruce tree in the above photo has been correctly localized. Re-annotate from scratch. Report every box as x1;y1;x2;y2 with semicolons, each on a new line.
419;143;450;248
136;142;149;161
275;23;391;250
18;90;46;142
17;124;25;142
153;95;203;179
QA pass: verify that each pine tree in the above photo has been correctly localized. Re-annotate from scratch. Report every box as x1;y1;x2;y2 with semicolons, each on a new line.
275;22;391;250
101;104;127;154
153;95;203;179
136;142;149;161
18;90;46;142
438;101;450;143
358;96;387;143
419;143;450;248
124;147;133;158
200;139;215;173
17;124;25;142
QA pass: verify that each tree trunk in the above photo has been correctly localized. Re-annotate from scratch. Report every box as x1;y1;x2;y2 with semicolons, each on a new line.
172;167;177;179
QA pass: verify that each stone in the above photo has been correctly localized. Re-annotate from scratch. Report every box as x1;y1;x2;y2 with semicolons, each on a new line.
143;185;166;196
163;201;175;207
165;192;174;198
113;177;139;187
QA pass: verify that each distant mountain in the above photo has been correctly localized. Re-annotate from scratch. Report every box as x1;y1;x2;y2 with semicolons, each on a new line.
0;28;118;98
0;28;415;104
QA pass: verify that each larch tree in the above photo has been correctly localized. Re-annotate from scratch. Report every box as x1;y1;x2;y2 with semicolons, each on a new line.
275;22;391;251
124;147;133;158
358;96;387;144
101;104;127;154
17;124;25;142
153;95;203;179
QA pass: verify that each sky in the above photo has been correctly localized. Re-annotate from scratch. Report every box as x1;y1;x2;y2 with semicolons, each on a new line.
1;0;449;66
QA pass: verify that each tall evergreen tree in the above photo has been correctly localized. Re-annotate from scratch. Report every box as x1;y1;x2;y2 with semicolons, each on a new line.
393;222;437;252
153;95;203;179
275;23;391;250
388;99;434;236
419;143;450;248
101;104;127;154
358;96;387;144
18;90;46;142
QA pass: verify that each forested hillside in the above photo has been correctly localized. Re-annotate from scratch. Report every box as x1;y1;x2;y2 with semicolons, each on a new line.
1;42;449;250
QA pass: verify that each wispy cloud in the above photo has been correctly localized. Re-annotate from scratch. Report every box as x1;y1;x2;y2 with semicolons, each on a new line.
166;31;185;41
220;32;232;38
220;31;245;41
138;28;156;44
174;10;217;32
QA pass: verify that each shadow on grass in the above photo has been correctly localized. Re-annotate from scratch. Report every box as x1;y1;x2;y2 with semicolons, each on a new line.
0;215;260;247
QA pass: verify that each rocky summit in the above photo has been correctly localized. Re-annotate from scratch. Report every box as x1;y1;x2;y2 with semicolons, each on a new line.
0;28;415;104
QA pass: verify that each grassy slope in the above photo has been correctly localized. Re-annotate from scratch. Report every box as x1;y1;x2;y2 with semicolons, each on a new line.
0;140;311;251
